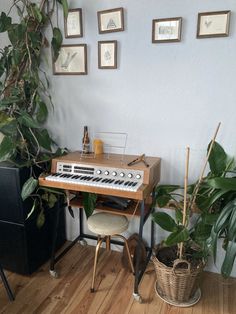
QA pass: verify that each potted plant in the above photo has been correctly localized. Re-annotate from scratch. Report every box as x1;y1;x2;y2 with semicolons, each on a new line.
0;0;70;224
152;147;206;306
152;128;236;305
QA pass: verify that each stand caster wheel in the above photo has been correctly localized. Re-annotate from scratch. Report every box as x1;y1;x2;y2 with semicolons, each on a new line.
49;270;58;278
133;293;142;303
80;239;87;246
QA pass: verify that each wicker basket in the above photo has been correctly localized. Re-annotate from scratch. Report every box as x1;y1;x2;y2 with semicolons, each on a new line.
152;249;205;303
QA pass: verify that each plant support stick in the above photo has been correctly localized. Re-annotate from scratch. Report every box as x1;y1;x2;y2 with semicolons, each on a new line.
179;147;190;260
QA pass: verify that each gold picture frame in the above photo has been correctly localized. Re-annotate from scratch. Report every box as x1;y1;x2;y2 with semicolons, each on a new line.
98;41;117;69
64;8;83;38
152;17;182;43
97;8;124;34
53;44;87;75
197;10;231;38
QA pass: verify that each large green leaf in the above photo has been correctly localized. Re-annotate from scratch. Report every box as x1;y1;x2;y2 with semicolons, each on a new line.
0;114;17;136
0;136;16;161
208;141;228;175
165;226;189;246
21;177;38;201
152;212;177;232
36;101;48;123
175;208;183;224
37;209;45;228
0;12;12;33
82;193;97;218
207;177;236;191
51;27;63;61
0;97;22;107
8;23;26;45
228;204;236;240
207;229;219;262
35;129;53;151
154;184;180;207
18;112;41;128
221;240;236;278
213;200;236;233
196;188;228;212
192;220;212;242
57;0;69;19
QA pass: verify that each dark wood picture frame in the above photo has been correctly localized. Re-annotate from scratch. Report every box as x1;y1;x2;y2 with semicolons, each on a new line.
64;8;83;38
53;44;87;75
97;7;124;34
197;10;231;38
98;40;117;69
152;17;182;43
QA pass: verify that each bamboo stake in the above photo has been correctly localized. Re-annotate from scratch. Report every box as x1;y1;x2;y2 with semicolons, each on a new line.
179;147;190;260
189;122;221;211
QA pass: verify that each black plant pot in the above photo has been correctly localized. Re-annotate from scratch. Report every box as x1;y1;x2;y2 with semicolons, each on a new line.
0;162;66;275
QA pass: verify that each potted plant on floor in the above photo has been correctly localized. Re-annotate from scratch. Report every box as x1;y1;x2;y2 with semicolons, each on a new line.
152;124;236;305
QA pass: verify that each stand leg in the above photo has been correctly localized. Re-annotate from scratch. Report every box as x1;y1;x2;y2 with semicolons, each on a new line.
133;200;145;303
0;265;14;301
49;201;60;278
79;207;87;246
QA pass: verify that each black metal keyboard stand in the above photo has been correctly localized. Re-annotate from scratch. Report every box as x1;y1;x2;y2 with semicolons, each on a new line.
49;193;155;303
0;264;14;301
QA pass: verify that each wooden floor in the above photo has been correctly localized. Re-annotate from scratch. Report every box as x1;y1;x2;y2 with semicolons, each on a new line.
0;243;236;314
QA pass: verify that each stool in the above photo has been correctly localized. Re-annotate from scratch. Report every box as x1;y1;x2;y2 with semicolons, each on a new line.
0;264;14;301
87;212;134;292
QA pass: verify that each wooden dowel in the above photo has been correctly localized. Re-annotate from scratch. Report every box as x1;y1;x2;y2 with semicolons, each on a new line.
190;122;221;210
179;147;190;260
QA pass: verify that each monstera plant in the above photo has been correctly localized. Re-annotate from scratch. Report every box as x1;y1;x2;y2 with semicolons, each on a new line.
0;0;69;225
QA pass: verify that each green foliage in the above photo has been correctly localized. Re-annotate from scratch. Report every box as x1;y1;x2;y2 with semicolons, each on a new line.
0;0;69;225
82;193;97;218
152;141;236;277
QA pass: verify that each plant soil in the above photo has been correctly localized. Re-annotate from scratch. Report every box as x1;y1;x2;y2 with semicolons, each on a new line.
156;246;202;269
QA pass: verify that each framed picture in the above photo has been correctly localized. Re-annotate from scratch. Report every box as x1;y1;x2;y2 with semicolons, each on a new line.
53;44;87;75
98;41;117;69
64;8;83;38
97;7;124;34
197;11;231;38
152;17;182;43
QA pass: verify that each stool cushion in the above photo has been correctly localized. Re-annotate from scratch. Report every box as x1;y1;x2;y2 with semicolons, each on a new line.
87;213;129;236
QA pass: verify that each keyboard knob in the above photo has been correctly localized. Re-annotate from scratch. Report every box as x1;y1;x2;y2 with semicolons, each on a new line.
128;173;133;178
136;174;141;179
112;171;117;176
104;170;109;175
96;170;102;175
120;172;125;177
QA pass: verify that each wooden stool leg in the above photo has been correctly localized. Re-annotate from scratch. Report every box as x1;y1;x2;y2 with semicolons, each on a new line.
91;238;104;293
0;265;14;301
106;236;111;251
113;234;135;274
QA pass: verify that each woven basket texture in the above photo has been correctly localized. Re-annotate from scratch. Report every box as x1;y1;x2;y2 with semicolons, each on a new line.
152;253;205;303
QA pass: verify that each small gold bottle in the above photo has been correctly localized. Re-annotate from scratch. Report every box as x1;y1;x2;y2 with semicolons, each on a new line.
82;126;90;154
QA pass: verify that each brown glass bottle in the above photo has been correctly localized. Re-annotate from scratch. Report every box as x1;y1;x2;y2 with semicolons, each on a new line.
82;126;90;154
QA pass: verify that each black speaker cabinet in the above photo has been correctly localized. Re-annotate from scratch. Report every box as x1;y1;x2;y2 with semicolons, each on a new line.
0;162;66;275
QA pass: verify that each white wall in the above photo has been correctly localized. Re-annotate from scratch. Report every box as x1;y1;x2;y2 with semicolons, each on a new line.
1;0;236;276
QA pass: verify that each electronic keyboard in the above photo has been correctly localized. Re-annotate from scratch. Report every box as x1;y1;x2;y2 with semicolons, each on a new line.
39;152;161;200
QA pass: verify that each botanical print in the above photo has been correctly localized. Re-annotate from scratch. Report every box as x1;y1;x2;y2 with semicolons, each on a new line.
100;12;121;32
100;43;114;67
200;14;228;35
54;46;86;74
66;11;82;36
156;21;179;40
